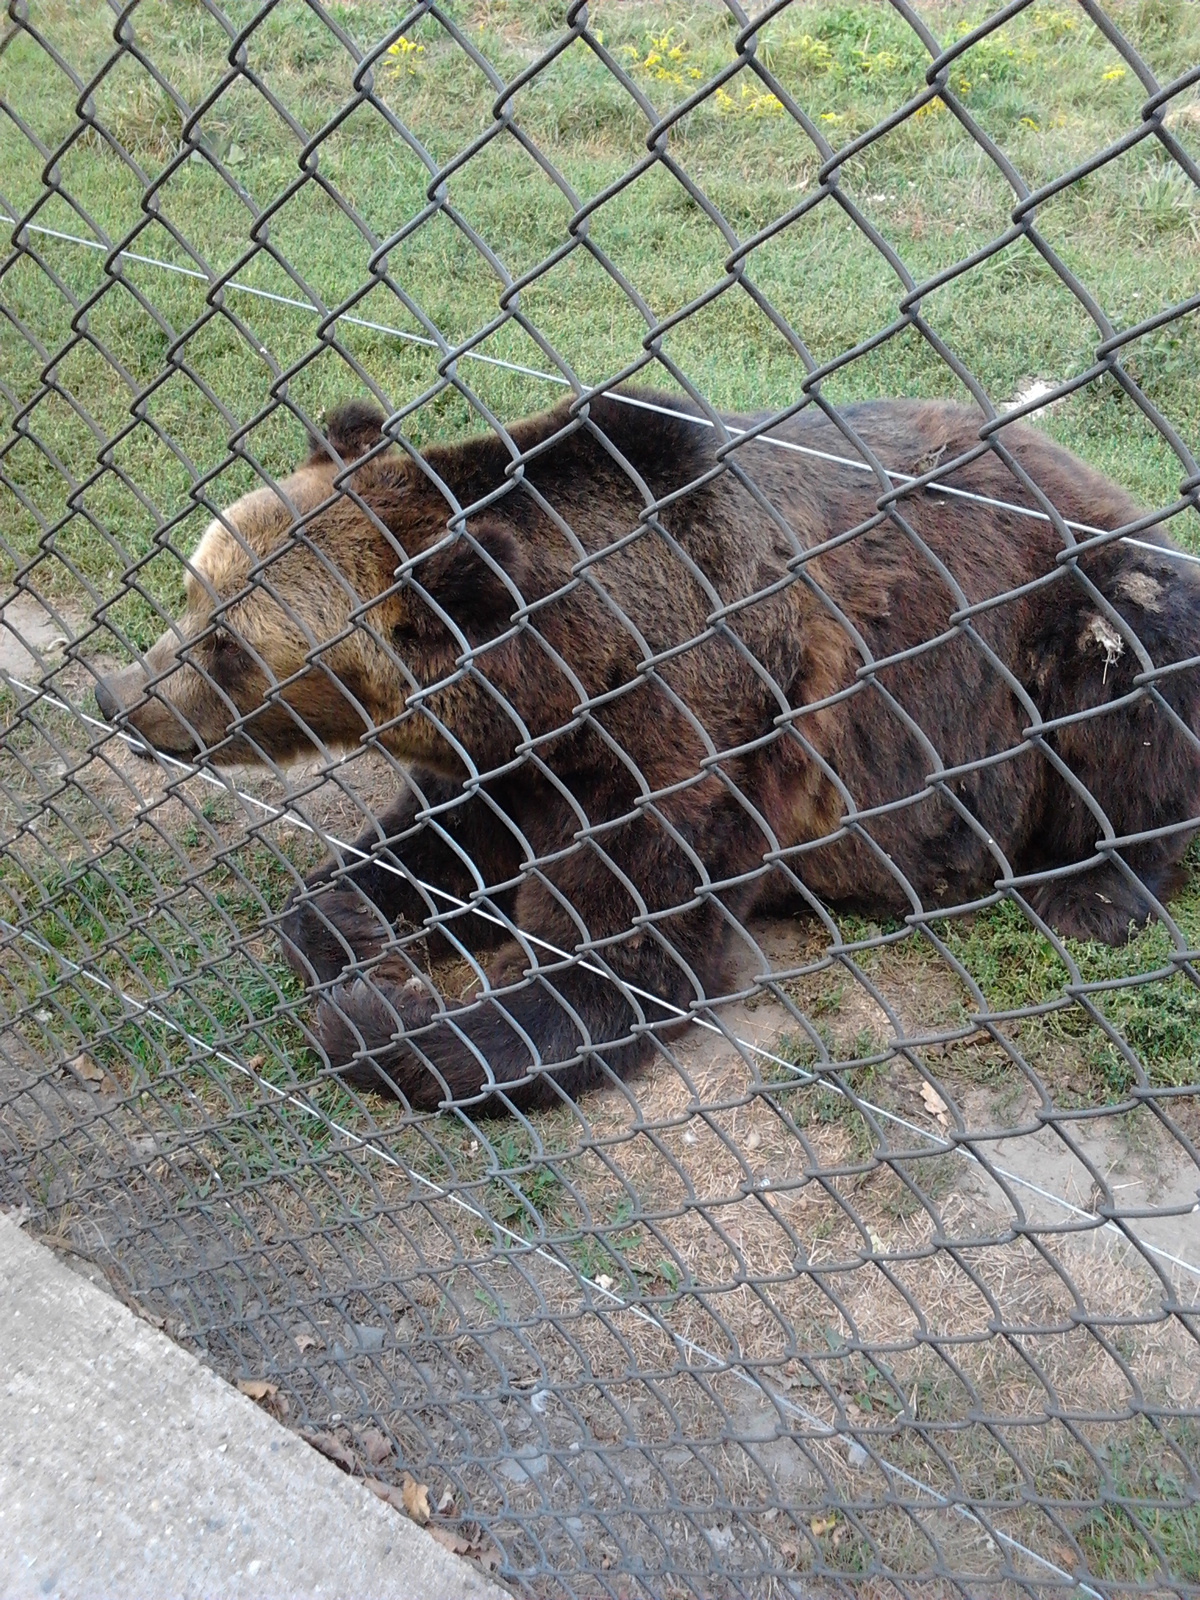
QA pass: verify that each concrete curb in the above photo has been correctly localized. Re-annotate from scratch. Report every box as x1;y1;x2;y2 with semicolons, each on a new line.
0;1215;509;1599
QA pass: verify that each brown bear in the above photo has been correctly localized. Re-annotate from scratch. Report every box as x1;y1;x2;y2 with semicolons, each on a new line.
95;389;1200;1113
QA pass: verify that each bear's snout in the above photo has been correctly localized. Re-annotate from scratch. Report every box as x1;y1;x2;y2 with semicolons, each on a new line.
93;661;202;759
94;663;150;732
93;672;123;725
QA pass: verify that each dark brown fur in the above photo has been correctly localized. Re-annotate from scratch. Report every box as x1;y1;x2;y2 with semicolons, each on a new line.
96;390;1200;1113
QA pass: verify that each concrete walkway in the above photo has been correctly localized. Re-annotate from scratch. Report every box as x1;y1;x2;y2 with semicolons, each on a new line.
0;1214;507;1599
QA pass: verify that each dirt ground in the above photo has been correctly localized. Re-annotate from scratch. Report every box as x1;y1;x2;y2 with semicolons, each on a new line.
2;597;1199;1598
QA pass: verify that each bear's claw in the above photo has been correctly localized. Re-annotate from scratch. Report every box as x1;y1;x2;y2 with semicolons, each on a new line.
314;968;438;1095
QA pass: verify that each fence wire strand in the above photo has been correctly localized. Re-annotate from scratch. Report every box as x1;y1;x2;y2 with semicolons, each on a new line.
3;1;1200;1596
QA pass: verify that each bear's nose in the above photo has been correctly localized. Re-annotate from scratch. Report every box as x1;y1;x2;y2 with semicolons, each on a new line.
94;674;122;723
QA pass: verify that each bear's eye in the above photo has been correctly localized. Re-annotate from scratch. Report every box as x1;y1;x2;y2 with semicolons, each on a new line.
208;627;249;679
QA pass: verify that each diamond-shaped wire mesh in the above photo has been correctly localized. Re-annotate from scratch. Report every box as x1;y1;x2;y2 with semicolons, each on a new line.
3;1;1200;1594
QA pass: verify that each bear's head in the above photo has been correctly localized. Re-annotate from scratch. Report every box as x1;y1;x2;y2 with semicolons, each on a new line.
94;398;567;771
94;401;416;763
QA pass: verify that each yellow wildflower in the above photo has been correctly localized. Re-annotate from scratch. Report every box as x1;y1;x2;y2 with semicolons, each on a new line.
384;34;424;77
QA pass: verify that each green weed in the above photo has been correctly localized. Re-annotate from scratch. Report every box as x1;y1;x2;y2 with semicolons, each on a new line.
1075;1427;1200;1583
939;888;1200;1094
484;1129;567;1237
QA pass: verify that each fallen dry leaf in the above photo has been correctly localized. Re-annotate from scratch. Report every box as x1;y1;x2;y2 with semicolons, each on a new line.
919;1081;949;1125
237;1379;277;1401
475;1541;501;1573
294;1330;321;1353
237;1378;288;1421
302;1430;357;1474
67;1050;105;1085
436;1485;455;1516
429;1525;471;1557
360;1427;392;1466
401;1473;431;1525
367;1479;406;1512
428;1524;502;1572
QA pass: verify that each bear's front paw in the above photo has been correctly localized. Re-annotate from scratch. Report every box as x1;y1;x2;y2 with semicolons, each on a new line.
278;887;393;984
1027;865;1157;947
315;969;435;1056
314;968;438;1094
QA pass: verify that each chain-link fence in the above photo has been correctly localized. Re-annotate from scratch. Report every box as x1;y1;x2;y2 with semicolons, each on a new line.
3;1;1200;1594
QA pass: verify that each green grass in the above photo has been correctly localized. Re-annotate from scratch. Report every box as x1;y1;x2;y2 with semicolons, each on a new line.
484;1127;568;1234
1073;1424;1200;1583
1;0;1198;646
939;871;1200;1093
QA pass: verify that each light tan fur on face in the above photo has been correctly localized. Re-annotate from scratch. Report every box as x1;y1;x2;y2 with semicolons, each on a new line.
97;458;403;760
186;507;253;604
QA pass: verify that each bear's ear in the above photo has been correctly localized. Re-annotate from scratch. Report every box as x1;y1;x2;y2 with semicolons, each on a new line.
306;399;387;465
411;520;532;636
